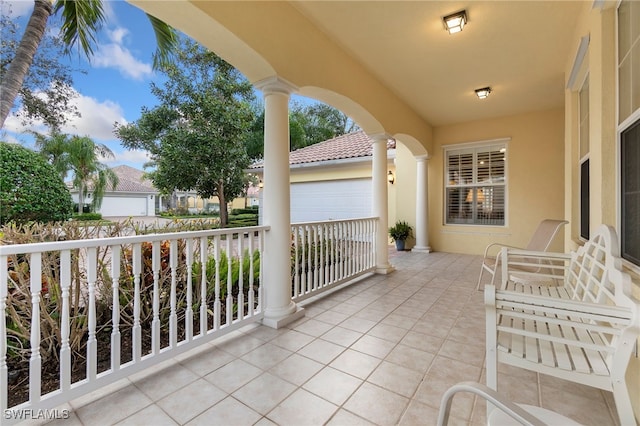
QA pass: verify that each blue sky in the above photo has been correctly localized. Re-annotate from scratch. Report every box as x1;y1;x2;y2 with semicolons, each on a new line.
1;0;312;170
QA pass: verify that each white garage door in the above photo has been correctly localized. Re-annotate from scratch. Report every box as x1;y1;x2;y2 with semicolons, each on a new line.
290;179;372;223
99;196;148;217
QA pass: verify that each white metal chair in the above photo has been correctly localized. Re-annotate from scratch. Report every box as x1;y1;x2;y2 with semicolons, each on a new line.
476;219;567;290
437;382;582;426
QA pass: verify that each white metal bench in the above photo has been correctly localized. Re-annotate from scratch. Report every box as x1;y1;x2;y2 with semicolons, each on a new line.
485;224;640;425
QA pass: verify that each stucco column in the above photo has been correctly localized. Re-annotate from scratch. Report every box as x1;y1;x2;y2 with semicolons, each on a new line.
412;155;431;252
371;134;394;274
255;77;303;328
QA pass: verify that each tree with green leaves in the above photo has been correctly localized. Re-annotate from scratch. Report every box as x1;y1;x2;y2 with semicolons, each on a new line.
0;141;73;224
0;0;178;129
0;10;79;131
115;38;256;227
245;101;359;160
36;133;118;214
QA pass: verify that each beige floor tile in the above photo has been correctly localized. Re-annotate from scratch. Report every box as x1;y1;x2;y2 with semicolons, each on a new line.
331;301;365;316
115;404;177;426
267;388;338;425
400;330;443;354
240;342;292;370
157;378;226;424
303;367;363;405
339;316;378;333
368;323;408;343
179;347;236;377
343;382;409;425
232;372;296;415
293;318;335;337
269;353;323;386
326;409;376;426
269;329;315;352
367;360;422;398
321;326;363;347
380;313;418;330
438;338;485;367
75;385;153;426
133;364;199;401
313;309;351;325
398;399;440;426
385;344;435;373
350;334;397;359
540;384;615;426
216;334;265;357
204;358;262;393
330;349;382;379
297;338;346;364
186;396;261;426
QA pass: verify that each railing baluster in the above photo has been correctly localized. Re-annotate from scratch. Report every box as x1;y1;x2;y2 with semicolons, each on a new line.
257;230;264;312
110;246;121;372
169;240;178;348
313;225;319;291
1;255;8;411
226;234;232;326
213;235;221;331
199;237;208;336
60;250;72;388
29;253;42;404
185;239;194;341
151;241;161;354
87;248;97;381
132;243;142;362
248;233;255;316
237;233;245;321
293;226;299;298
301;226;307;295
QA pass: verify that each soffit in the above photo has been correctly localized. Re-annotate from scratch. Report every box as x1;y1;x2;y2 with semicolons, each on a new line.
291;1;585;126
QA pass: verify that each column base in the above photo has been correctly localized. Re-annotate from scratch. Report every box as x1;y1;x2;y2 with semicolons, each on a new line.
262;305;305;329
375;264;395;275
411;246;431;253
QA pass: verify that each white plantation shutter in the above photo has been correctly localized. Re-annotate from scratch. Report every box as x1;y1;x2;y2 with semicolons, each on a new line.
445;142;507;225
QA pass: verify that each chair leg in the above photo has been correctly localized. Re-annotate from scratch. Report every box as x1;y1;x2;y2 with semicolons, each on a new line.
476;265;486;291
611;381;636;425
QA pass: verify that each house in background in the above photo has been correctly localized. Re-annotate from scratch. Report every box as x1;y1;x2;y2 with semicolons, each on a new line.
250;131;397;224
69;165;157;217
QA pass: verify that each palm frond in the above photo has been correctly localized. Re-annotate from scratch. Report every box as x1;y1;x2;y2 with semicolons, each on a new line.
54;0;106;58
147;14;178;70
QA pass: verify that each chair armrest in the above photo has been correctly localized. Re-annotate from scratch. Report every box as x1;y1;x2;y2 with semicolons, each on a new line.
482;242;523;259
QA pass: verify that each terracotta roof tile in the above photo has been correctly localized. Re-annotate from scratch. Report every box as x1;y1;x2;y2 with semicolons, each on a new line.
251;131;395;168
109;165;156;193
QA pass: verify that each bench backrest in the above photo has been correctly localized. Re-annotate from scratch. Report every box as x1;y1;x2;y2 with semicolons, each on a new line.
566;224;635;310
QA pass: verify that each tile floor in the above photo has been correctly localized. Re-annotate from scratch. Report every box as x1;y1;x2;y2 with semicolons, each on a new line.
29;251;621;426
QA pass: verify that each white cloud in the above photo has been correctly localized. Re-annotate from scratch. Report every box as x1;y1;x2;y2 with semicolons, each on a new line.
92;43;153;80
4;86;127;141
107;149;151;166
89;25;153;81
1;0;33;18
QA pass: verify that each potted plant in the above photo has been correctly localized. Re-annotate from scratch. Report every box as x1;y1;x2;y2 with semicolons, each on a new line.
389;220;413;251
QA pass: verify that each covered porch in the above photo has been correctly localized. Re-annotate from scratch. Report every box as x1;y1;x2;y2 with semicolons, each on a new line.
21;251;617;426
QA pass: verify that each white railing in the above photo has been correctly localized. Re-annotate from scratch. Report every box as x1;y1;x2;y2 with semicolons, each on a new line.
291;217;377;302
0;226;267;421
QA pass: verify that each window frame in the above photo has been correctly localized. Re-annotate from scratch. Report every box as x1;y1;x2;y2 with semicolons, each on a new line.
443;138;509;227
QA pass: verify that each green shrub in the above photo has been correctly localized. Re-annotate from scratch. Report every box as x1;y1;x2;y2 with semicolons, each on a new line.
72;212;103;221
0;142;73;224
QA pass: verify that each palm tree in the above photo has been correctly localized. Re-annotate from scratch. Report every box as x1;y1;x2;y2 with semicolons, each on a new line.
0;0;177;129
66;136;119;214
34;131;72;179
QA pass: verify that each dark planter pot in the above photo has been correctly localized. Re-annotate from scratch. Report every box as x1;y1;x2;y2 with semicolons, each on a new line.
395;239;405;251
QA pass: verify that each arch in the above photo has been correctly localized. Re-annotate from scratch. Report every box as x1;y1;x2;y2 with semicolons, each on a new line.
393;133;430;157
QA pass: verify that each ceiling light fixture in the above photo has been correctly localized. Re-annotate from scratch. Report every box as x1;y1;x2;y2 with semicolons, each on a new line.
387;171;395;185
475;87;492;99
443;10;467;34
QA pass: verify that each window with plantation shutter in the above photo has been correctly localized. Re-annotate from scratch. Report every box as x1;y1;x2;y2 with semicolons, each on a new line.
445;142;507;226
621;118;640;266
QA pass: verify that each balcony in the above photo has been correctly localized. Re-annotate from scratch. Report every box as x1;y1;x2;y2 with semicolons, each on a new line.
1;221;620;425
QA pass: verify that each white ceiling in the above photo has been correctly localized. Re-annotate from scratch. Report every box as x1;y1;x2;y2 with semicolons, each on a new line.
291;1;586;126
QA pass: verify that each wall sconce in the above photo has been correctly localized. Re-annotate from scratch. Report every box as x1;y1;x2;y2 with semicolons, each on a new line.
475;87;492;99
443;10;467;34
258;180;264;188
387;171;395;185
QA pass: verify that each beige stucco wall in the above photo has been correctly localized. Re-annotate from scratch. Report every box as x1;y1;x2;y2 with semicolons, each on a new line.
564;5;640;418
424;108;565;255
